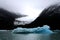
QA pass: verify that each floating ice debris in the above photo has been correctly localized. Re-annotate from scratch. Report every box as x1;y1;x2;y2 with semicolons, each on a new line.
12;25;53;34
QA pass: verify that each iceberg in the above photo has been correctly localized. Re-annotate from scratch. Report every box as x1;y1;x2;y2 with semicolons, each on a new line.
12;25;53;34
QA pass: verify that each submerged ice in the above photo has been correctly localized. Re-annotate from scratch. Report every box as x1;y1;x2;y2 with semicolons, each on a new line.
12;25;53;34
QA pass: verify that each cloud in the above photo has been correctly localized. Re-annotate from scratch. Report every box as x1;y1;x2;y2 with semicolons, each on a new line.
0;0;59;25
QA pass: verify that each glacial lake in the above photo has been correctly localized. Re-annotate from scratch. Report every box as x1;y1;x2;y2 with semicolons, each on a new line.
0;30;60;40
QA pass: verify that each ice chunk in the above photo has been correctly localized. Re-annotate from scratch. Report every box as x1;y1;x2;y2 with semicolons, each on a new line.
12;25;53;34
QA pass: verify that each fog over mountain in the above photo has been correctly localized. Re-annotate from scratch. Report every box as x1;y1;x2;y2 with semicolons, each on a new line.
0;0;59;25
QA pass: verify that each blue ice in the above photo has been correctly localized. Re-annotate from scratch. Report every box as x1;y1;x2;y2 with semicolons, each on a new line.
12;25;53;34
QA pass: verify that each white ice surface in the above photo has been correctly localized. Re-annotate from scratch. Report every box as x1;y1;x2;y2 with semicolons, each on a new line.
12;25;53;34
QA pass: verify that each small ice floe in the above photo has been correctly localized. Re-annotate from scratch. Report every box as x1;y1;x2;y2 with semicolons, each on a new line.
12;25;53;34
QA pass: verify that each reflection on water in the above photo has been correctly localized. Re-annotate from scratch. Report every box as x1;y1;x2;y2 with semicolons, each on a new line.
0;30;60;40
12;34;50;40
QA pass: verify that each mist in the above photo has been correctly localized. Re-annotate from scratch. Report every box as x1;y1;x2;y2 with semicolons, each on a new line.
0;0;60;25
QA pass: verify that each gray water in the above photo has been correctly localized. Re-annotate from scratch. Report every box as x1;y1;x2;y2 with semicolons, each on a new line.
0;30;60;40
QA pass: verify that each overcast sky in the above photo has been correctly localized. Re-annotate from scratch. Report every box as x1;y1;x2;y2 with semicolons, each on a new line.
0;0;60;25
0;0;60;11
